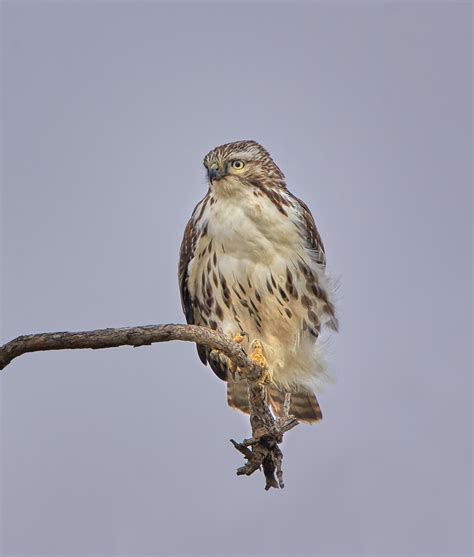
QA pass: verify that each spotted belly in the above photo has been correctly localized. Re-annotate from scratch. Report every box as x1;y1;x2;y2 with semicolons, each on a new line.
187;241;334;385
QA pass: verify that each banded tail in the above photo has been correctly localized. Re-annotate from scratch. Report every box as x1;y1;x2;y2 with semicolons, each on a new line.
227;380;322;424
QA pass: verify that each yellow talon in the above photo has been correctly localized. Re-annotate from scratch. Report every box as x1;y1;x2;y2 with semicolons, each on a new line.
226;332;246;375
250;340;273;385
233;333;245;344
211;332;247;376
259;368;273;385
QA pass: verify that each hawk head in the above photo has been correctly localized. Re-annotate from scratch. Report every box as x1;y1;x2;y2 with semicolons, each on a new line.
203;140;286;193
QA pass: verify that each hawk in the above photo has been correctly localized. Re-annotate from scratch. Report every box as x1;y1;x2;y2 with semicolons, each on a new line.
179;140;338;423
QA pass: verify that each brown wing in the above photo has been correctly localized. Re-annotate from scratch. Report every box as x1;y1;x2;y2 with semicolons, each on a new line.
289;193;326;266
289;193;339;331
178;208;209;366
178;197;228;379
178;216;197;324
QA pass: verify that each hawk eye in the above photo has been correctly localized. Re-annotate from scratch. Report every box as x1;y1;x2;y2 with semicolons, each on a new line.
231;160;245;170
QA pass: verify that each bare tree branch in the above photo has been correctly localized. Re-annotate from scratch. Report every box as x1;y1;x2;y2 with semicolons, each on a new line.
0;323;298;489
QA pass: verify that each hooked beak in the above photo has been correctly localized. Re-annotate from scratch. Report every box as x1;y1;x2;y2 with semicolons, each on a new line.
208;166;226;182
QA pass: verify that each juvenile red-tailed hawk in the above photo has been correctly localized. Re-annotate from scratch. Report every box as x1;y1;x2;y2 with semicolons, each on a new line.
179;140;338;423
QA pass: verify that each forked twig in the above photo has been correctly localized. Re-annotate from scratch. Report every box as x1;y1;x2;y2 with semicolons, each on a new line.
0;323;299;489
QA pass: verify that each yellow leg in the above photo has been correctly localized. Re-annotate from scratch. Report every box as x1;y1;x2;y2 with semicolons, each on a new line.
228;332;246;374
249;340;273;385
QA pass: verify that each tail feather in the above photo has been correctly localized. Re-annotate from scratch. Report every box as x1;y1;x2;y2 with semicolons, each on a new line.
227;380;251;415
227;380;322;424
268;386;323;423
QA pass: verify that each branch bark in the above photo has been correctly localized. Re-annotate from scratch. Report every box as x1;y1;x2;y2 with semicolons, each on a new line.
0;323;298;489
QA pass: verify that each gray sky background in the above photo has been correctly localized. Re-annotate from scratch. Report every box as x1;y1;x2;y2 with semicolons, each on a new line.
1;1;472;555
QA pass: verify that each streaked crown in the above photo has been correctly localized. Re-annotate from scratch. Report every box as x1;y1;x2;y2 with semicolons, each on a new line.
203;140;286;188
